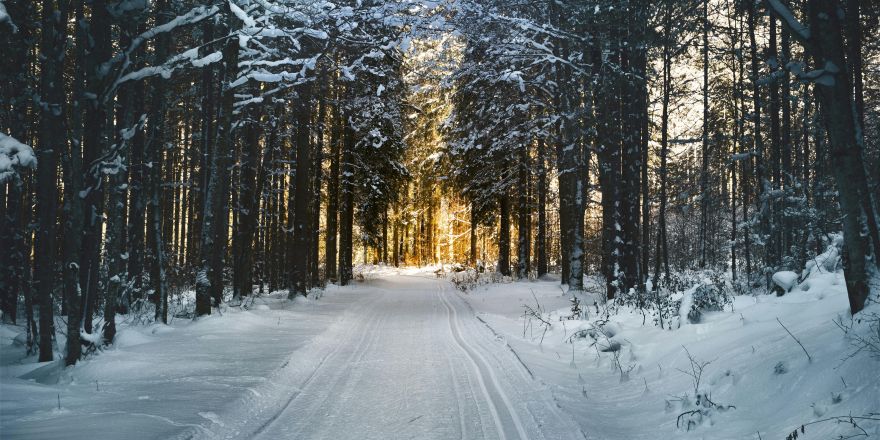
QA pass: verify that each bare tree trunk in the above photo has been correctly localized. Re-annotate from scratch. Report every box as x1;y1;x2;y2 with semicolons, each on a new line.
233;83;263;300
747;0;769;285
516;143;530;279
498;192;511;276
325;87;341;282
196;17;238;314
290;83;313;298
60;0;86;364
338;115;355;286
35;0;69;361
536;138;548;277
699;0;710;269
654;13;672;288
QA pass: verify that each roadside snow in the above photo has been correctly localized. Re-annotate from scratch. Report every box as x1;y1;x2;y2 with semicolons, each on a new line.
0;287;368;440
2;264;876;440
461;271;880;439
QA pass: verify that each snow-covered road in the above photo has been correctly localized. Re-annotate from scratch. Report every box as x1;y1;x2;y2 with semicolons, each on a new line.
6;269;877;439
196;274;583;440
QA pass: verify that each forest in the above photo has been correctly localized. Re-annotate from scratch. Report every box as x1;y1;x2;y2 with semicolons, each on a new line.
0;0;879;438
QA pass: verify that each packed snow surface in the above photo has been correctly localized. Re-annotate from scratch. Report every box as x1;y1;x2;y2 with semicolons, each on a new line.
1;266;878;439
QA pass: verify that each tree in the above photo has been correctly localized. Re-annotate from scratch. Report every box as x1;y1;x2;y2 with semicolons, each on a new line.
765;0;879;314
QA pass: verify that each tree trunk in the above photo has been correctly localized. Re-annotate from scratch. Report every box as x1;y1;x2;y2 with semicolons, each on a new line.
536;138;548;277
325;91;341;282
699;0;710;269
196;19;238;315
516;144;530;279
498;192;511;276
233;83;263;300
35;0;69;361
290;83;314;298
654;15;672;288
338;115;355;285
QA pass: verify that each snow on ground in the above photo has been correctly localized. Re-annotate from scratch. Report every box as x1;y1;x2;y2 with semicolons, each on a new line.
461;271;880;439
0;286;371;440
1;268;586;440
1;263;877;440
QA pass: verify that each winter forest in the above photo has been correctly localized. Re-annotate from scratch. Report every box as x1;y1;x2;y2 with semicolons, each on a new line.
1;0;879;438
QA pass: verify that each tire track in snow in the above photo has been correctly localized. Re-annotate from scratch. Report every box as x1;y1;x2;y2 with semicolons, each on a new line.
437;282;529;440
447;284;590;440
301;293;392;438
250;292;387;439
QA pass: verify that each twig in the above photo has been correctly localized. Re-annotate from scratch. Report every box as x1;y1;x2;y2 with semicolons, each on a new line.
777;317;812;363
676;409;703;430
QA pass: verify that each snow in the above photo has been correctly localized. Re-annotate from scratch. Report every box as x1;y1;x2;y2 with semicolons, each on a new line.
228;0;256;28
772;271;799;292
191;51;222;68
0;0;13;30
2;264;877;439
462;270;880;439
1;288;360;439
0;133;37;183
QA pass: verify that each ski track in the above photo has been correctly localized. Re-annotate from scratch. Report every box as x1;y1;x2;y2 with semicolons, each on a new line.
197;274;583;440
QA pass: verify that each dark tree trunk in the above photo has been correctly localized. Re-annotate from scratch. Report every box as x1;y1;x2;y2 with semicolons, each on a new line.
654;13;672;288
311;91;326;286
338;116;355;286
196;19;238;315
470;203;477;266
498;192;511;276
516;144;530;279
146;0;170;322
699;0;710;269
536;138;548;277
290;83;313;298
35;0;70;361
325;92;341;282
233;83;263;300
620;3;647;294
596;35;622;297
747;0;769;285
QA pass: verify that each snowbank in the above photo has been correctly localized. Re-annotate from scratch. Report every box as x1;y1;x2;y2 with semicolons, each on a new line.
772;271;800;292
461;269;880;439
0;286;370;439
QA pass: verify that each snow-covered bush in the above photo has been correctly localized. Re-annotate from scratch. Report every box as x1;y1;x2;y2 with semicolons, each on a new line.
686;273;733;324
611;270;731;328
448;267;505;292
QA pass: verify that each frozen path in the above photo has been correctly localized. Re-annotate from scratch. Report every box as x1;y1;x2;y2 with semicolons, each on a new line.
197;274;583;440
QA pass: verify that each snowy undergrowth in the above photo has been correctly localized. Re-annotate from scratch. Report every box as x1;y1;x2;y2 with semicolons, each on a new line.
460;268;880;439
0;285;370;440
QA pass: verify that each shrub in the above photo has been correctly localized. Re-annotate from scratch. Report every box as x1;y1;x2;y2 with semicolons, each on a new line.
687;272;733;324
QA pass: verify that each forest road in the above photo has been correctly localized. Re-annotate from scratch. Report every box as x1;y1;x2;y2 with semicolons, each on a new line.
226;274;584;440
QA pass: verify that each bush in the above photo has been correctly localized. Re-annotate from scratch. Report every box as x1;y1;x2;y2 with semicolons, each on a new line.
687;272;733;324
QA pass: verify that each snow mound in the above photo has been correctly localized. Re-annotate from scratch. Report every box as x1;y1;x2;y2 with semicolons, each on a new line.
113;328;154;348
772;271;799;292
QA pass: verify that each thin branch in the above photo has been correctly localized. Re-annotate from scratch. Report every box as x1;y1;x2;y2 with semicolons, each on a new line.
777;317;813;363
